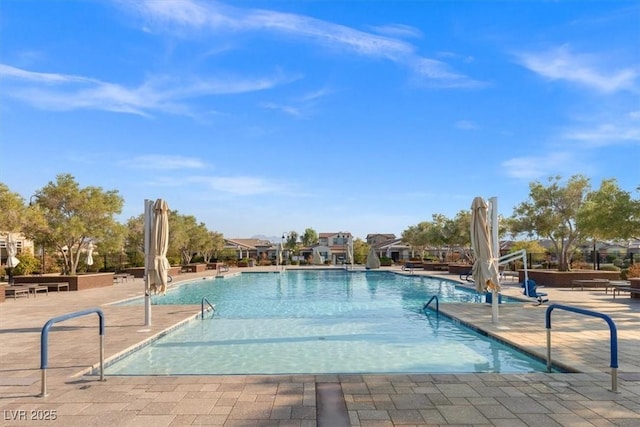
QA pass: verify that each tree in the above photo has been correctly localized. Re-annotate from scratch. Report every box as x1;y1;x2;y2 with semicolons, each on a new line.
24;174;124;275
283;231;299;261
300;228;318;247
0;183;29;233
352;238;369;264
577;179;640;267
202;231;225;263
401;222;430;258
510;175;590;271
169;212;210;265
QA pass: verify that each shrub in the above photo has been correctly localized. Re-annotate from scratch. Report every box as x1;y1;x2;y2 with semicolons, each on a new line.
627;263;640;279
599;265;620;272
13;252;40;276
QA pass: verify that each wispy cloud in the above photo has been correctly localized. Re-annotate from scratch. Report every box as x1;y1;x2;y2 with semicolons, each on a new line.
260;102;301;117
456;120;478;130
126;0;482;88
0;63;296;117
121;155;208;170
501;152;581;180
187;175;290;196
515;45;638;93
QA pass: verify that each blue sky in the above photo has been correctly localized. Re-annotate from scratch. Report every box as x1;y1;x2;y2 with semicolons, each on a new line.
1;0;639;241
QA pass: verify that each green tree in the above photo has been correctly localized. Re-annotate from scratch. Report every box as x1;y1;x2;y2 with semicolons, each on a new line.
202;231;225;263
401;222;430;258
300;228;318;247
24;174;124;275
352;238;369;264
0;183;29;233
510;175;590;271
577;179;640;267
169;212;210;265
283;231;299;260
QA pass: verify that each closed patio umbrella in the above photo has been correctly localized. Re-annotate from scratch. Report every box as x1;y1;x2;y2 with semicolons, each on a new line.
148;199;170;296
86;242;94;266
470;196;501;322
313;250;323;265
6;234;19;269
6;234;19;285
366;246;380;269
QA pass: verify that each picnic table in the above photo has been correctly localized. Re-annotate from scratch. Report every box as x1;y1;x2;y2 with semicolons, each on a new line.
26;284;49;297
571;279;610;291
5;286;30;299
45;282;69;292
113;274;129;283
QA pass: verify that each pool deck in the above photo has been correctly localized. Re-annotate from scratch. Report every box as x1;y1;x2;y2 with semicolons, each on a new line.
1;266;640;426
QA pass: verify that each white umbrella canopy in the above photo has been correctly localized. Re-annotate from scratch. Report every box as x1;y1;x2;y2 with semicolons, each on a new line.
366;246;381;269
86;242;94;266
470;197;500;294
276;243;283;266
148;199;170;295
313;250;323;265
346;239;354;265
6;234;20;268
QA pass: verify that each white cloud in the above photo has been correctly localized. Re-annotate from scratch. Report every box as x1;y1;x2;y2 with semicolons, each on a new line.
0;63;296;117
456;120;478;130
188;175;289;195
127;0;482;88
501;152;579;180
563;123;640;146
515;45;638;93
121;155;207;170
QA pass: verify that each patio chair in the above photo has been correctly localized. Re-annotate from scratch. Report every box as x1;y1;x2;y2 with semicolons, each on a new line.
521;279;548;305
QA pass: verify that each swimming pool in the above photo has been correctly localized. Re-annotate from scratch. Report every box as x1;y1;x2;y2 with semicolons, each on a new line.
107;270;548;375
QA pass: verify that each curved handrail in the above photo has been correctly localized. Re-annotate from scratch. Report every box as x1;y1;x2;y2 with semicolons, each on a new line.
545;304;618;392
40;308;105;397
201;296;216;319
423;295;439;315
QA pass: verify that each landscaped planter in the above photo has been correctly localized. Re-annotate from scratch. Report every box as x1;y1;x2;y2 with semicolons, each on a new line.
126;266;182;278
517;270;621;287
14;273;114;291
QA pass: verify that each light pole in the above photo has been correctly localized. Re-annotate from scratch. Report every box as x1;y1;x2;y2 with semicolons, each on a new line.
281;233;289;266
29;194;46;275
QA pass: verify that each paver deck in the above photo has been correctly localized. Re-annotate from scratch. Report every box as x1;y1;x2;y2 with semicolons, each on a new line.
1;267;639;426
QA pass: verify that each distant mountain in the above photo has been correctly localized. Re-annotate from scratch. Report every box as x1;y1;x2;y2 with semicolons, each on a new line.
251;234;281;243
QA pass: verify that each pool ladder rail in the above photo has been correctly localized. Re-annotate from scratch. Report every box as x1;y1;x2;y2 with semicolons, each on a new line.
423;295;439;316
201;297;217;319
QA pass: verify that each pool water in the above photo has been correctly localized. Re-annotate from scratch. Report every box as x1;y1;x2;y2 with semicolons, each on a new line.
107;270;548;375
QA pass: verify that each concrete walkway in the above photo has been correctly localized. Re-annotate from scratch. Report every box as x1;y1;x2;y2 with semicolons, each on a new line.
1;267;639;426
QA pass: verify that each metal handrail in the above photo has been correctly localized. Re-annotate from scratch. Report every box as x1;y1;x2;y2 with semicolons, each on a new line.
545;304;619;392
423;295;439;315
201;297;216;319
40;308;105;397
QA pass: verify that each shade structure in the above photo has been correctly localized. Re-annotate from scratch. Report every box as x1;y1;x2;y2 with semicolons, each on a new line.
86;242;94;266
148;199;170;295
470;197;500;294
365;246;380;269
6;234;20;268
313;250;323;265
276;243;283;266
346;238;354;265
385;245;391;259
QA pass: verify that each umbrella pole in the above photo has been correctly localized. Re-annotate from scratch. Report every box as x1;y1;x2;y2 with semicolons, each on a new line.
144;199;153;326
489;197;499;324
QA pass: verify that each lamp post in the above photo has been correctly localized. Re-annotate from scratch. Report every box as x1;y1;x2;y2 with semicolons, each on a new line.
337;232;350;268
29;195;46;275
281;233;289;266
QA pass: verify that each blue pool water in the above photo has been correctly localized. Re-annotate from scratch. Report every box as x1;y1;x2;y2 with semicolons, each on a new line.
107;270;548;375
